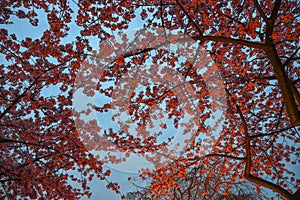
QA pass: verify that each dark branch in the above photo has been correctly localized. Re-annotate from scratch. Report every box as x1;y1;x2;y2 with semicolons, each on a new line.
205;154;245;160
254;0;270;25
249;126;294;138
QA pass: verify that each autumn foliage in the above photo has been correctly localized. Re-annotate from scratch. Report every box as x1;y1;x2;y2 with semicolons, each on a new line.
0;0;300;199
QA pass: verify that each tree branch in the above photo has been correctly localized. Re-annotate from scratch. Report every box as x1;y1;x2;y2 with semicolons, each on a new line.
254;0;270;25
205;153;245;160
175;0;203;37
290;80;300;106
192;35;268;50
245;174;294;199
269;0;282;27
265;44;300;126
249;126;294;138
233;91;297;199
283;47;300;67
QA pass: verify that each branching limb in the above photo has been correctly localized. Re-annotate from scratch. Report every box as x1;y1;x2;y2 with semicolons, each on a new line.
254;0;270;25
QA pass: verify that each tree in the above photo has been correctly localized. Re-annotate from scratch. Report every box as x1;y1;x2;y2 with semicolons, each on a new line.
0;0;299;199
125;164;268;200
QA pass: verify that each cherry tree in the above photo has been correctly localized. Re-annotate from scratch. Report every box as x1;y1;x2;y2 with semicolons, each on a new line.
0;0;299;199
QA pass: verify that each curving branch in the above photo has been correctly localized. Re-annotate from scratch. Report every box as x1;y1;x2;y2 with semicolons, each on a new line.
263;0;300;126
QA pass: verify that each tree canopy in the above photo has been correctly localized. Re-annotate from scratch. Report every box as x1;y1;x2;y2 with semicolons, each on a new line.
0;0;299;199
